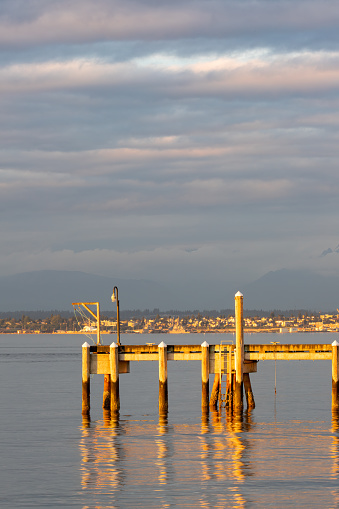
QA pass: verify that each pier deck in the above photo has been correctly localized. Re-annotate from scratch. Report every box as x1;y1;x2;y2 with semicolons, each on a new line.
82;341;339;416
80;293;339;418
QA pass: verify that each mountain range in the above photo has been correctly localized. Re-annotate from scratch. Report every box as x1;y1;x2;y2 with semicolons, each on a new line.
0;269;339;313
0;271;171;312
242;269;339;311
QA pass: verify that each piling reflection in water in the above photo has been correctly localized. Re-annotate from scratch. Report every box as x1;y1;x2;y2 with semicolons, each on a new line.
200;413;211;485
156;414;169;487
331;408;339;507
332;407;339;477
79;414;123;499
79;407;339;508
79;410;254;507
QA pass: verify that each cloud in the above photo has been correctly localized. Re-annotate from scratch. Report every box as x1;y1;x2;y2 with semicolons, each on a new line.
1;0;339;50
2;51;339;99
1;0;339;299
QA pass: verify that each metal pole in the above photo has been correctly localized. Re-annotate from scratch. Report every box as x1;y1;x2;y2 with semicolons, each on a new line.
275;357;277;394
116;292;120;346
111;286;121;346
271;342;279;395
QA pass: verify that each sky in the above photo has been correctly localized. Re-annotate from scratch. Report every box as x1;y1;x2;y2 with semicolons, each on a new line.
1;0;339;299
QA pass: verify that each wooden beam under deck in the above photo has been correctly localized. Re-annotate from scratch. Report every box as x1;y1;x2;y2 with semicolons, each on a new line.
89;344;258;375
88;343;333;376
245;344;332;361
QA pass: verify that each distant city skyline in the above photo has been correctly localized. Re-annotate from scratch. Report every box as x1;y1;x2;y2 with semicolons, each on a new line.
1;1;339;300
1;309;337;334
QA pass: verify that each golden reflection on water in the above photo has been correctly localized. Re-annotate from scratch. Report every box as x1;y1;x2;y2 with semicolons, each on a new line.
79;407;339;508
332;409;339;465
156;414;169;486
79;409;253;508
80;413;122;499
331;407;339;507
197;410;248;508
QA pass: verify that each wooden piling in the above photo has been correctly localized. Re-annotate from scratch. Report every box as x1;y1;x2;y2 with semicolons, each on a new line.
332;340;339;409
235;291;244;412
158;341;168;414
226;372;234;409
82;342;91;416
210;373;220;409
201;341;210;412
102;374;111;410
243;373;255;409
80;336;339;415
110;342;120;414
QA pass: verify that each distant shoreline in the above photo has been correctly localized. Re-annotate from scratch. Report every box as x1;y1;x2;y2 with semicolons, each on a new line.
1;329;338;335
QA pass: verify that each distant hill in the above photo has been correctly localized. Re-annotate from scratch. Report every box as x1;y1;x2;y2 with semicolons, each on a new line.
0;270;174;312
242;269;339;311
1;268;339;313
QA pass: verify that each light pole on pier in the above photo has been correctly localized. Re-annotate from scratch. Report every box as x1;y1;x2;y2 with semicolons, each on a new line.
111;286;121;346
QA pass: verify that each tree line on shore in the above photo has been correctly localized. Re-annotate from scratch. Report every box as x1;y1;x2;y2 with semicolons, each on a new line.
0;307;323;320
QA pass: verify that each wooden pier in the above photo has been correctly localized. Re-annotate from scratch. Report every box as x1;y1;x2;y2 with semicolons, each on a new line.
81;292;339;417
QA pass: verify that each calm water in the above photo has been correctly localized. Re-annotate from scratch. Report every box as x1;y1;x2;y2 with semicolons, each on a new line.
1;332;339;508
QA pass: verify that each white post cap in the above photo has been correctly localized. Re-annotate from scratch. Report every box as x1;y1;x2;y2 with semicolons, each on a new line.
110;342;118;348
201;341;209;347
158;341;167;348
235;291;243;297
332;340;339;346
82;342;90;347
